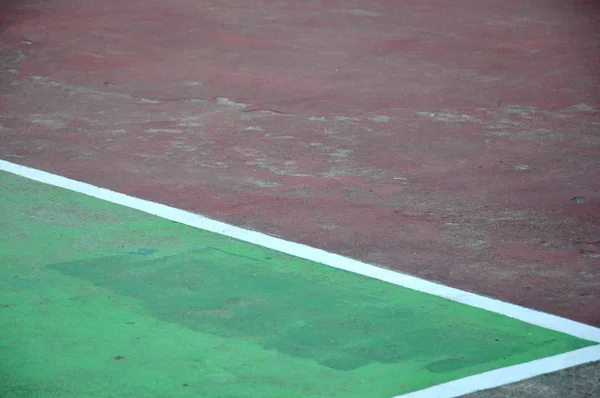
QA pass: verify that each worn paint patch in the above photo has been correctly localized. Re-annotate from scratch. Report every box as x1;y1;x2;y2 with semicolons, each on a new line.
48;248;584;372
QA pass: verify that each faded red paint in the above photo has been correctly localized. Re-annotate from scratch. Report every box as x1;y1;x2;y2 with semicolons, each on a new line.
1;0;599;324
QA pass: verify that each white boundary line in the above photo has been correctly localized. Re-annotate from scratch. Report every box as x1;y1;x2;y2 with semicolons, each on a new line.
395;345;600;398
2;159;600;397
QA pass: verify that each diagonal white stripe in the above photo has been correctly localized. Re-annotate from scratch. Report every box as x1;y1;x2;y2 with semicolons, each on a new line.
395;345;600;398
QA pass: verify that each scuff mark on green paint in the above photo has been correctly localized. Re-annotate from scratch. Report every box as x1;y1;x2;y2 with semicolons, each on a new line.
3;276;36;289
126;248;158;257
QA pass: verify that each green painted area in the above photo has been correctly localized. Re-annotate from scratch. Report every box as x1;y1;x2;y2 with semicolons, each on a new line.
0;171;594;397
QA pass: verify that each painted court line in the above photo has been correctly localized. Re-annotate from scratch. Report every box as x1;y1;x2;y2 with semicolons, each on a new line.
396;345;600;398
2;159;600;397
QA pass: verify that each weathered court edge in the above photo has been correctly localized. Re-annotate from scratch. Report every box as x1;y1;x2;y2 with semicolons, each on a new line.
2;159;600;398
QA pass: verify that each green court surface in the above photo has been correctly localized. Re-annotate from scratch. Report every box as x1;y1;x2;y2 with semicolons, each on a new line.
0;171;595;397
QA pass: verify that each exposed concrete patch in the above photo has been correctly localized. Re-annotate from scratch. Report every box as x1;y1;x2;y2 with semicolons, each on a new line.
178;116;208;128
179;122;204;127
319;164;389;180
241;177;280;188
168;142;202;152
467;237;489;247
564;103;596;113
393;177;410;184
582;252;600;258
502;104;540;118
334;116;358;122
233;147;263;158
275;135;297;139
369;115;391;122
28;116;65;130
139;98;162;104
191;161;230;169
320;166;353;178
418;111;481;123
328;149;352;158
515;165;531;171
216;97;248;108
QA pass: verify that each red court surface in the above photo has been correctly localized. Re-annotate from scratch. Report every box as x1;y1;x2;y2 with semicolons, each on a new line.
1;0;599;334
